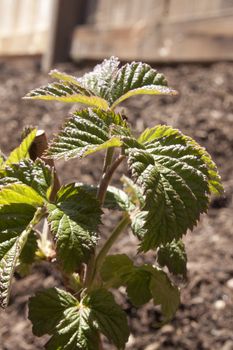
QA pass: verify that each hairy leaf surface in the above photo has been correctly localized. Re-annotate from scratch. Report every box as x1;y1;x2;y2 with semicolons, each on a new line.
24;81;109;110
80;56;120;101
29;287;129;349
47;184;102;272
4;160;53;200
47;108;127;160
157;240;187;277
0;212;37;308
127;125;222;250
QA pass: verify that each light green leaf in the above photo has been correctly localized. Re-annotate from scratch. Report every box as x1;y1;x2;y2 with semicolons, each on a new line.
29;287;129;350
49;69;82;85
157;240;187;277
0;155;4;168
47;108;126;160
127;125;221;250
121;175;145;207
100;254;134;288
24;81;109;110
111;85;177;109
47;184;102;272
0;183;44;207
5;129;37;166
4;159;53;200
109;61;175;107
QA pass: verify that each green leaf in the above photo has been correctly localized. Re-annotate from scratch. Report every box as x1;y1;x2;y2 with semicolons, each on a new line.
127;125;221;250
69;183;133;212
121;175;145;207
0;215;37;308
49;69;82;85
100;254;134;288
105;186;134;211
19;231;38;264
0;203;36;236
24;81;109;110
138;125;223;195
157;240;187;277
5;129;37;166
3;159;53;200
80;56;120;101
145;266;180;321
126;268;152;306
100;256;180;318
47;184;102;272
109;62;176;108
0;183;44;207
47;108;126;160
80;58;176;108
86;288;129;349
0;203;36;271
29;287;129;350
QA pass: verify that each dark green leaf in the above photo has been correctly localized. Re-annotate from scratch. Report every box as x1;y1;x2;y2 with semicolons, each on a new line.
0;217;37;308
110;62;176;108
145;266;180;321
87;288;129;349
29;287;129;350
157;240;187;277
100;254;134;288
47;108;127;160
127;125;221;250
47;184;102;272
19;232;38;264
126;268;152;306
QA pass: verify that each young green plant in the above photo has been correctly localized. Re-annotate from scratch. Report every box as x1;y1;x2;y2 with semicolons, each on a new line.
0;57;222;349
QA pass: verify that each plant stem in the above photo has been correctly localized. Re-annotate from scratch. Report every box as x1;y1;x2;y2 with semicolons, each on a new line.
90;213;131;288
97;154;125;205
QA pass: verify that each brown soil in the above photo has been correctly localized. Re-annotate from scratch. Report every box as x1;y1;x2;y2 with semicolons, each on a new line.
0;58;232;350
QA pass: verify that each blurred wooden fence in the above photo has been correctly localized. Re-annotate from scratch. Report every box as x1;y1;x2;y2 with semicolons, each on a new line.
71;0;233;62
0;0;233;64
0;0;53;56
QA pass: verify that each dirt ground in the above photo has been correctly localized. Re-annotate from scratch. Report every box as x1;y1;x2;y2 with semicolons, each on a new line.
0;58;232;350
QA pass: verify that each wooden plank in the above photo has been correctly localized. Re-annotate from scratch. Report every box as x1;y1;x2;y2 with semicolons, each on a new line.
42;0;88;71
0;31;47;56
71;14;233;62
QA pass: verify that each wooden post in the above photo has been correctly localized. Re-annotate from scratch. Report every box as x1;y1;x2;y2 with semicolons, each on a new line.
42;0;88;72
29;129;60;201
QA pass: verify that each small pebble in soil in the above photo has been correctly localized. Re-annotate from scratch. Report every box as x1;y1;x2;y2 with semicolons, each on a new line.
214;299;226;310
226;278;233;290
